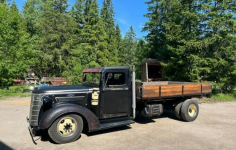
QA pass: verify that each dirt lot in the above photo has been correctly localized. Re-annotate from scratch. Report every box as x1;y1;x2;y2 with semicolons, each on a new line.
0;97;236;150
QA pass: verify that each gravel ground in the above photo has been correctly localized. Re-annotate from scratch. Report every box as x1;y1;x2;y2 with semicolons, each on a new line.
0;97;236;150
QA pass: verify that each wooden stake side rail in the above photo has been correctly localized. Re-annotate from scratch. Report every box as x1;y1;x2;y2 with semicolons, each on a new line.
136;81;212;100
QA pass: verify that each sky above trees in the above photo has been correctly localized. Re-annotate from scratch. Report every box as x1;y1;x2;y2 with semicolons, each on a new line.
15;0;148;38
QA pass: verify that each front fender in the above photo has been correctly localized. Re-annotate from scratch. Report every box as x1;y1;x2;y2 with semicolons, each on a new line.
39;104;100;131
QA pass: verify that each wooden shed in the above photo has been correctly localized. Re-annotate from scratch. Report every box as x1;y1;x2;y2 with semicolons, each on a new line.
140;58;164;82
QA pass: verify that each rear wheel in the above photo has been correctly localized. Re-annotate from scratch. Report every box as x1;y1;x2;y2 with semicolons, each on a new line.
174;102;183;120
48;114;83;144
181;99;199;122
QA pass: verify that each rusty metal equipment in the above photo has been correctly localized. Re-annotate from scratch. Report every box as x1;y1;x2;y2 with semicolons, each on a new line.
140;58;164;82
41;77;68;85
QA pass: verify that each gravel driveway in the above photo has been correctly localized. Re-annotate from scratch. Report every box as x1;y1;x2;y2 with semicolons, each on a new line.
0;97;236;150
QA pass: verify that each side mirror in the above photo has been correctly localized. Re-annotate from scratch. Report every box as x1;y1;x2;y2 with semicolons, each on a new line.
42;96;52;104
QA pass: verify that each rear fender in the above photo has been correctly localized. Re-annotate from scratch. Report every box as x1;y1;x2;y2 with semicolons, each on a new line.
39;104;100;132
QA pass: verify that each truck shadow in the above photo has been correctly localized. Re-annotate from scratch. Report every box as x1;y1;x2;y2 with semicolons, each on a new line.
135;109;179;124
40;110;179;143
85;110;179;137
86;126;132;137
40;126;130;143
0;141;13;150
40;131;82;144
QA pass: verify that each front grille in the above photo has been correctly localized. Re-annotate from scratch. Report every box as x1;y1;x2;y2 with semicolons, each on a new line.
29;94;43;126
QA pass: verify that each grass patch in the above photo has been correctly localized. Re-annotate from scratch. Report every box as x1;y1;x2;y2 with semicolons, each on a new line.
210;92;236;101
19;92;32;97
0;85;32;100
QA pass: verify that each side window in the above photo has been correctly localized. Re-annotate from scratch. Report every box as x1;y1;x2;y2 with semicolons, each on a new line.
105;72;126;87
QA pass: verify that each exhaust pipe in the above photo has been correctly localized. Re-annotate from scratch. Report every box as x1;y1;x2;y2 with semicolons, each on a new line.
132;65;136;120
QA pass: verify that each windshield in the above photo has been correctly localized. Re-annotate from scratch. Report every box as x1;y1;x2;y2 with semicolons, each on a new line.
83;72;101;85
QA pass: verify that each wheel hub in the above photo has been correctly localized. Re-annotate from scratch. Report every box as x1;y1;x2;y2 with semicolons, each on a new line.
188;104;197;117
57;117;77;137
64;123;72;133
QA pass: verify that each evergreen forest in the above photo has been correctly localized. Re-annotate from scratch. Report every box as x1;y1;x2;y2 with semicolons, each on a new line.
0;0;235;94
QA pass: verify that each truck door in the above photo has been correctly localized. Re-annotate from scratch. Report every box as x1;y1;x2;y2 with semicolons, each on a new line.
100;69;132;119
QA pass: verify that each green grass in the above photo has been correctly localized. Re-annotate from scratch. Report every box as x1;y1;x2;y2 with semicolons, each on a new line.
210;92;236;101
0;85;32;100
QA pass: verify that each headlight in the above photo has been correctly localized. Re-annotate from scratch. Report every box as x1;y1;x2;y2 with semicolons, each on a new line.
29;86;34;90
42;96;52;104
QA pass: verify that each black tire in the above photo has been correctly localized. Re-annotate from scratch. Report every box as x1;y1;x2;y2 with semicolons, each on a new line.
48;114;83;144
181;99;199;122
174;102;183;120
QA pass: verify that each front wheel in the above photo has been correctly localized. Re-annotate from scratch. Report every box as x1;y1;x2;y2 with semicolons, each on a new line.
180;99;199;122
48;114;83;144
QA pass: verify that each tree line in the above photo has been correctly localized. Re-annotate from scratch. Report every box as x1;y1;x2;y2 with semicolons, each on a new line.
141;0;236;93
0;0;235;93
0;0;138;86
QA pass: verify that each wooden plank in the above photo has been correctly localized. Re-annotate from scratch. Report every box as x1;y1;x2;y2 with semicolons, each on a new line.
141;82;212;99
143;81;169;86
202;83;212;93
142;85;160;98
161;85;182;96
184;84;201;95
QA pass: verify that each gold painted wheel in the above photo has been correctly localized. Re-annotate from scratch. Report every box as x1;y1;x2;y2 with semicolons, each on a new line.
181;99;199;122
57;117;77;137
188;104;197;117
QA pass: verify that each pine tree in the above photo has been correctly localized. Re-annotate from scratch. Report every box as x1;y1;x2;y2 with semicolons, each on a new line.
0;2;11;86
23;0;41;37
72;0;85;43
37;0;74;76
200;0;236;92
143;0;169;60
135;39;148;79
0;2;33;86
22;0;41;76
121;26;138;68
144;0;204;81
114;24;122;64
163;0;203;81
0;0;10;3
74;0;85;28
143;0;236;92
100;0;118;66
79;0;109;68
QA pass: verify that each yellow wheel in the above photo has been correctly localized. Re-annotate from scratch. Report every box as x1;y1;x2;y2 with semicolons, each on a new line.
48;114;83;144
57;117;77;137
181;99;199;122
188;104;197;117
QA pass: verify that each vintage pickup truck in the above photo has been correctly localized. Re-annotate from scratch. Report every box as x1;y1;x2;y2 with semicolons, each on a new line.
27;61;212;144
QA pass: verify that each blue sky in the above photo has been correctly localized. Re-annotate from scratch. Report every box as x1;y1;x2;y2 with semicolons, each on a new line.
15;0;148;38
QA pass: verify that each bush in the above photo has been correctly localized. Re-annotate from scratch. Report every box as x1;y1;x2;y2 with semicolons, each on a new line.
210;93;236;101
0;85;30;98
8;86;28;93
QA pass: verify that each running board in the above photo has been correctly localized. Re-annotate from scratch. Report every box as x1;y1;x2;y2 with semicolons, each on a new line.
99;120;135;130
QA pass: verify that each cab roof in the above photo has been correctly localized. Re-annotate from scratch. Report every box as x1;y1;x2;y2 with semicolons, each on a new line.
82;66;130;73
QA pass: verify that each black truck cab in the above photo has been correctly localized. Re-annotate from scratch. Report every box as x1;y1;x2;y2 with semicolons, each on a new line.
27;66;135;144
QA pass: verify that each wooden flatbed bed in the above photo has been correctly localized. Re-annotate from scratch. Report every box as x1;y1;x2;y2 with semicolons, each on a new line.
136;81;212;100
